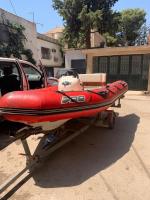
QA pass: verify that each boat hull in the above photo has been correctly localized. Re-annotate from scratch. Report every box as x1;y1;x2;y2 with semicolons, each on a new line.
0;81;128;124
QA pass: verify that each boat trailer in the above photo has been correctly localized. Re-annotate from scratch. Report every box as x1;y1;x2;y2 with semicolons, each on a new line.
0;108;117;199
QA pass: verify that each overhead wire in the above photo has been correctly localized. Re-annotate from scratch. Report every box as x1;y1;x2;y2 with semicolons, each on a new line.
8;0;17;15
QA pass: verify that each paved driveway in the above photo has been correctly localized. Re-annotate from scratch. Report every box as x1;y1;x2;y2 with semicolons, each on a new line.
0;93;150;200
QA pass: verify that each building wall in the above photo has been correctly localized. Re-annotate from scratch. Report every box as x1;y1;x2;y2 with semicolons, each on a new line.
50;32;63;40
0;8;38;62
65;49;86;68
0;8;63;71
45;27;106;48
44;27;64;40
37;36;63;67
91;31;106;48
45;32;63;40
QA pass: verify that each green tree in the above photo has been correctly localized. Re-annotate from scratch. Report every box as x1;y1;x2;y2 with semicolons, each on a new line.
135;23;149;46
118;9;146;46
103;32;117;47
0;19;36;64
52;0;120;48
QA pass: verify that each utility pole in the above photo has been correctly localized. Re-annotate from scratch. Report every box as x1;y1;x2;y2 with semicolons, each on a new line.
28;12;35;23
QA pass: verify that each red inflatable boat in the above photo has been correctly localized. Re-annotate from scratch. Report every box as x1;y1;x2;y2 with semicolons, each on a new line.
0;79;128;126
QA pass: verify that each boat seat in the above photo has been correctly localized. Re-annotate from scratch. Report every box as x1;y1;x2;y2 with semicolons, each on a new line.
58;76;84;92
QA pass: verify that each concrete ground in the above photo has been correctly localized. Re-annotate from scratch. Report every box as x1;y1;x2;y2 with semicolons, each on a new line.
0;92;150;200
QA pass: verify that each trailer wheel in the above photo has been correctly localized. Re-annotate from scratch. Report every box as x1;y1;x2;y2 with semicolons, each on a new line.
108;112;115;129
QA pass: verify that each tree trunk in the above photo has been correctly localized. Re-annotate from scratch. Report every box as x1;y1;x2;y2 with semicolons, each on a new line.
85;29;91;49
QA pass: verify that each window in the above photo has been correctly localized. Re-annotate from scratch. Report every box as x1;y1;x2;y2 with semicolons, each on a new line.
0;62;21;81
21;63;43;89
41;47;50;59
0;61;21;96
51;48;56;53
21;63;41;77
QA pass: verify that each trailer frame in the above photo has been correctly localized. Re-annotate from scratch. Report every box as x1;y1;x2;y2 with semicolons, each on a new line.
0;109;116;199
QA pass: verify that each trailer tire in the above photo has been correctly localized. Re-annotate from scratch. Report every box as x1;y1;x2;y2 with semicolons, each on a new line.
108;112;115;129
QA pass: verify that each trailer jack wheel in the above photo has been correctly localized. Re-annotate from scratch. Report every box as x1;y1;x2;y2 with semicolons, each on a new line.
108;112;116;129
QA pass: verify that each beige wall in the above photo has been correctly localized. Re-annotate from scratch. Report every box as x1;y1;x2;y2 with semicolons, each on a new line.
148;58;150;93
37;38;63;67
91;31;106;48
0;8;38;62
65;49;86;68
52;32;63;40
45;27;64;40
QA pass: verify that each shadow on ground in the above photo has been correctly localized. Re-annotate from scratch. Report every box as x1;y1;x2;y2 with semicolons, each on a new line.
32;113;139;188
0;121;13;150
0;121;24;150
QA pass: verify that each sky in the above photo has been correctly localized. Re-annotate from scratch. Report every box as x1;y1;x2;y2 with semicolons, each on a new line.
0;0;150;33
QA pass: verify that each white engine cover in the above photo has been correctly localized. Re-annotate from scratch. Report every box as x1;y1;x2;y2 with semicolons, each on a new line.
58;76;83;91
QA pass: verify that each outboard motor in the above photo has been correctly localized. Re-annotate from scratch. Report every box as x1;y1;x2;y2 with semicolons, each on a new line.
58;76;83;91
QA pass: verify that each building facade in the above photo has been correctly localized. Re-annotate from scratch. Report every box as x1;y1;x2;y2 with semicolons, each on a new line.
37;33;63;76
65;49;86;73
0;8;38;61
0;8;63;76
45;27;106;48
90;30;106;48
65;46;150;91
44;27;64;40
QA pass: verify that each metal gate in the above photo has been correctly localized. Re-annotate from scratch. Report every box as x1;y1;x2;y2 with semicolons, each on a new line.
71;59;86;74
93;54;150;90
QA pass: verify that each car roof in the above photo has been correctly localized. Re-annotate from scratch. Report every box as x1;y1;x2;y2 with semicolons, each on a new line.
0;57;36;66
0;57;17;62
